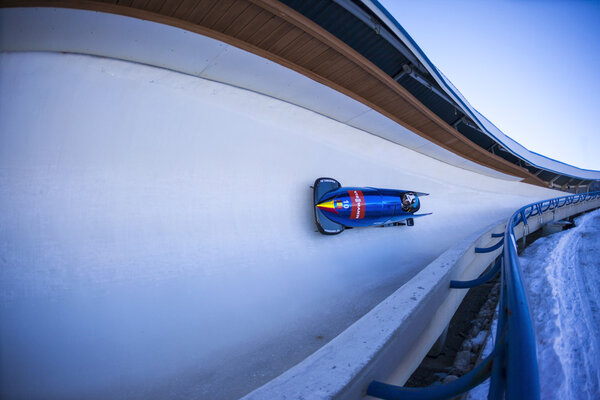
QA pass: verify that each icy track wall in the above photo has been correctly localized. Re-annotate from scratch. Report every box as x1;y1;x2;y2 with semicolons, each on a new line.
0;7;522;181
0;10;567;400
246;194;600;400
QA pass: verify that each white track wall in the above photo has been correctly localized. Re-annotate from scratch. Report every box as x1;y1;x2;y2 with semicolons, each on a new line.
0;7;521;181
0;10;566;400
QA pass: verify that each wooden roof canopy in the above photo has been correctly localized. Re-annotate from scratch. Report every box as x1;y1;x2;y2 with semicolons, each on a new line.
1;0;578;187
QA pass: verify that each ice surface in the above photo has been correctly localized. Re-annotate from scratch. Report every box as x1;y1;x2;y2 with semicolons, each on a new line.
0;52;561;399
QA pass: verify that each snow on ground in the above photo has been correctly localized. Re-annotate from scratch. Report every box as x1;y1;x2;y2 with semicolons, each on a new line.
468;208;600;399
464;305;497;400
520;209;600;399
0;52;560;399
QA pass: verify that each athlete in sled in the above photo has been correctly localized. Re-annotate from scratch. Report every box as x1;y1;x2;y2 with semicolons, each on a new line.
313;177;431;235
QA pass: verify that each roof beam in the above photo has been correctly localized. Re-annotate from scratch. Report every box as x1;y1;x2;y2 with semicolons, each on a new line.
451;116;466;129
393;63;411;81
549;175;562;186
407;71;459;110
332;0;427;74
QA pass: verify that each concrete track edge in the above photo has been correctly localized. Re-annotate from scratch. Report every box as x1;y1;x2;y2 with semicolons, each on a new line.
244;199;600;400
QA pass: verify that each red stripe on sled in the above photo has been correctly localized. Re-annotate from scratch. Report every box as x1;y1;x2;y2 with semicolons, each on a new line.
348;190;365;219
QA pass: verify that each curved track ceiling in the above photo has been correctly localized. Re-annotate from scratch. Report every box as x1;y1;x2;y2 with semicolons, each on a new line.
3;0;598;190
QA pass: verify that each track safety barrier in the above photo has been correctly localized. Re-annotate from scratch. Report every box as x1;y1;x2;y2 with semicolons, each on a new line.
367;191;600;400
474;238;504;253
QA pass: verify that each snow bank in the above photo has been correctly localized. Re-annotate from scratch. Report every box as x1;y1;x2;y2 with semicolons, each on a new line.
520;209;600;399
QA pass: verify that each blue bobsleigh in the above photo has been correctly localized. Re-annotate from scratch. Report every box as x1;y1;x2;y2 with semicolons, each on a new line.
313;177;431;235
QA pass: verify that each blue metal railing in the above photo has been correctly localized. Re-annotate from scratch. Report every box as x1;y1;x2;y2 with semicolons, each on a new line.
367;191;600;400
475;238;504;253
450;255;502;289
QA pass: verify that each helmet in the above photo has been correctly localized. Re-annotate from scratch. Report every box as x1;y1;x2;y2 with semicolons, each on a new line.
401;192;420;213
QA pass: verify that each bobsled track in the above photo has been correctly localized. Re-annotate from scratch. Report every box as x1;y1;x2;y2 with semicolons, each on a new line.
1;6;599;400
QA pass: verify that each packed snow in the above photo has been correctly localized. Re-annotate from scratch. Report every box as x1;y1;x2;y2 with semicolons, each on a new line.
521;209;600;399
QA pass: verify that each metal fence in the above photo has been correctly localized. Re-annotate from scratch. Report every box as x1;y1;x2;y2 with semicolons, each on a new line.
367;191;600;400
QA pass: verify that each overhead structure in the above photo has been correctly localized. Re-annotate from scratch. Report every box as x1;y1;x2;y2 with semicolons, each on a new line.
278;0;600;191
1;0;599;190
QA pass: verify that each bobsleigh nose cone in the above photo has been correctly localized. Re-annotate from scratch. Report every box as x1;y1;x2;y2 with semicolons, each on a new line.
316;199;338;214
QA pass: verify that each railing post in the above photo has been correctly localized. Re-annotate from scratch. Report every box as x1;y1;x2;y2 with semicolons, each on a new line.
520;210;528;251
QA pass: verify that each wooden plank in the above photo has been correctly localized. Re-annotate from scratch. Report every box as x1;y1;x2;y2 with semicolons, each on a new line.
286;39;329;67
116;0;135;6
408;119;436;134
369;89;399;108
144;0;165;13
459;147;480;159
398;109;420;125
309;51;349;78
442;136;459;147
222;3;263;37
313;57;354;83
334;63;370;83
267;27;304;55
129;0;150;8
441;133;466;151
171;0;199;19
379;97;412;116
209;1;250;32
356;79;388;99
278;31;314;60
390;99;418;114
456;142;480;156
411;120;437;133
331;65;366;89
200;0;236;27
234;9;272;41
188;0;222;25
245;16;286;47
422;127;447;142
159;0;185;16
256;20;294;49
331;57;365;79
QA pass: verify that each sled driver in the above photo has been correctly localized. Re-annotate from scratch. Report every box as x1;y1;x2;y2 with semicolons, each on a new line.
401;192;418;212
